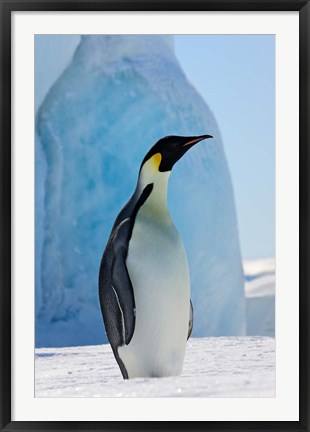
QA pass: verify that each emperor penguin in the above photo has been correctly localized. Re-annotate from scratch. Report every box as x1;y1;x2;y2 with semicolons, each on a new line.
99;134;212;379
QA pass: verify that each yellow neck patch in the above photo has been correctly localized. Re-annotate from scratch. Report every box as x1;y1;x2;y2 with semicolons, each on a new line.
150;153;162;171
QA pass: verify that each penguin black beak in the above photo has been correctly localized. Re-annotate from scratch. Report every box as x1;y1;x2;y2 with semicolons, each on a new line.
182;134;213;147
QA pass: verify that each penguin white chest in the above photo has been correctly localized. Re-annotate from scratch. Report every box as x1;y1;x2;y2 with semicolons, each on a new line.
118;207;190;378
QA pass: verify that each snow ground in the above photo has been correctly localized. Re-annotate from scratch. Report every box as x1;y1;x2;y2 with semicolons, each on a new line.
35;336;275;398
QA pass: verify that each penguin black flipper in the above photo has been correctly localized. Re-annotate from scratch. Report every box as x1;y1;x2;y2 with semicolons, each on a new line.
99;183;154;378
111;219;136;345
98;217;136;379
188;300;194;340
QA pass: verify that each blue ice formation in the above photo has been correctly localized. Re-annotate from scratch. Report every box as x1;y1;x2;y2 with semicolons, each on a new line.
35;35;245;347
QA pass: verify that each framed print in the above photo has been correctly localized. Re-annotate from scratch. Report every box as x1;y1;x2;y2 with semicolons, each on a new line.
1;1;309;431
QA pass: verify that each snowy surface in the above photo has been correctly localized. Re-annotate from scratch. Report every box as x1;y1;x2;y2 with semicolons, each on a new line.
35;35;245;347
35;337;275;398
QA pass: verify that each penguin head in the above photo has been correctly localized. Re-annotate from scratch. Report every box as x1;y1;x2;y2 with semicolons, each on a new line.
139;134;212;185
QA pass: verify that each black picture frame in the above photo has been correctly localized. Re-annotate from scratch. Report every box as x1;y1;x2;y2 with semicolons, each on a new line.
1;0;309;430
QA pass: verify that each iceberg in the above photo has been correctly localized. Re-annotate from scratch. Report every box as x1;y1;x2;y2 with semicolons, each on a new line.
36;35;245;347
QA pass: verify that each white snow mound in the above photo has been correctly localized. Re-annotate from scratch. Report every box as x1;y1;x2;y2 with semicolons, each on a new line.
243;258;275;337
35;336;275;398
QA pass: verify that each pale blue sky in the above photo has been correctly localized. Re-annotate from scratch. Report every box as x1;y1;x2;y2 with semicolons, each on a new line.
36;35;275;260
175;35;275;259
